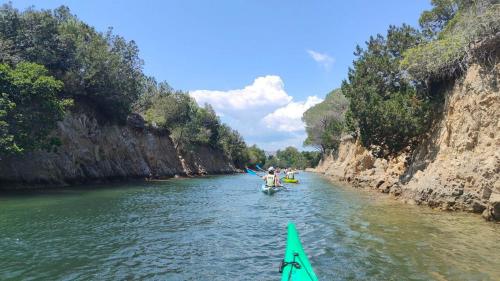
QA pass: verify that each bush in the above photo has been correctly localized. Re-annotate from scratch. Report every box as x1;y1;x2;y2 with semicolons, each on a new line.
246;145;266;168
0;62;69;156
401;2;500;81
139;80;250;167
218;124;248;168
341;25;432;154
0;4;144;122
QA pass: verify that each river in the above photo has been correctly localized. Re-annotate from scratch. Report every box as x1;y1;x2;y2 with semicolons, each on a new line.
0;172;499;280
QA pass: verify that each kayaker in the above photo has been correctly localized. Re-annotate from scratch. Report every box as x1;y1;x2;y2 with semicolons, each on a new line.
275;168;283;186
262;166;280;187
286;168;295;180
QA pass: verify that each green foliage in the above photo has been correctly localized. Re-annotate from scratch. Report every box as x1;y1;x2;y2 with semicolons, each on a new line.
0;62;68;155
303;0;498;159
402;1;500;81
144;88;195;130
0;4;144;122
419;0;462;38
142;83;223;149
302;89;348;152
300;151;321;168
218;124;249;168
0;4;253;167
342;25;432;154
140;79;249;167
264;147;319;169
246;145;266;168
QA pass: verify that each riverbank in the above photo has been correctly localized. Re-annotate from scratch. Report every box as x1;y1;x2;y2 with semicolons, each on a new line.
0;112;238;190
310;57;500;222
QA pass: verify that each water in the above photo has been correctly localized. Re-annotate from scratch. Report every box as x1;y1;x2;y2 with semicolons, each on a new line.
0;173;499;281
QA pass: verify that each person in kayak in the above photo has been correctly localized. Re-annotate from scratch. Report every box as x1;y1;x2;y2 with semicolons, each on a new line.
263;166;280;187
286;168;295;180
275;168;283;186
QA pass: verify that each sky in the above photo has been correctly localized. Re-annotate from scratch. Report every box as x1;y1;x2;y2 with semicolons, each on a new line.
10;0;431;150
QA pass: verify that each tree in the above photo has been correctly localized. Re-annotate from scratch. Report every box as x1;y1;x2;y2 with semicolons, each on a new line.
341;25;431;155
246;145;266;168
0;62;69;156
218;124;248;168
273;147;307;169
192;104;221;147
419;0;462;38
145;90;195;130
301;151;321;168
303;89;348;152
0;4;144;122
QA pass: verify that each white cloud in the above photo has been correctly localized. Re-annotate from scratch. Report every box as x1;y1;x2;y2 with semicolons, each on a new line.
263;96;323;132
307;49;334;70
190;75;292;119
190;75;320;150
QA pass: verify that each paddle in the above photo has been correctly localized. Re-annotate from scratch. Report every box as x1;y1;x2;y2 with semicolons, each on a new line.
255;164;265;172
247;168;288;191
246;168;263;177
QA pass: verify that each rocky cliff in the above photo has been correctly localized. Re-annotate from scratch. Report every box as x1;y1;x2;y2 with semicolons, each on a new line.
314;58;500;221
0;113;237;188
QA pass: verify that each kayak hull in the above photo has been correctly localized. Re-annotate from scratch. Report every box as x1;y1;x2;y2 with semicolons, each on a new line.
261;184;279;195
283;178;299;184
280;223;318;281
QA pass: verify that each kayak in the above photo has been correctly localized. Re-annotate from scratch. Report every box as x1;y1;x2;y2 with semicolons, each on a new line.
261;184;280;195
280;223;318;281
283;178;299;184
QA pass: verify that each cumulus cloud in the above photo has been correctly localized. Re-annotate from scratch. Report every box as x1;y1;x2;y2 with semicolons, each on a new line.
190;75;292;119
307;49;334;70
190;75;321;150
263;96;323;132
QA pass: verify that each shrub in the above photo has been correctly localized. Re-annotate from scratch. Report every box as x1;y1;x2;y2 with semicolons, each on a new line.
0;62;69;156
401;2;500;81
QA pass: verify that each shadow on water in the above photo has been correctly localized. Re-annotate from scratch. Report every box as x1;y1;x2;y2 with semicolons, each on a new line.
0;172;499;280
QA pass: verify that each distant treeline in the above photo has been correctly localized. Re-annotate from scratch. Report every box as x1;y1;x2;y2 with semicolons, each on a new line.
0;4;259;168
303;0;499;157
246;145;321;170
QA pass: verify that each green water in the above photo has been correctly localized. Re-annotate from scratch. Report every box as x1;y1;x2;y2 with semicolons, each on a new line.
0;173;499;280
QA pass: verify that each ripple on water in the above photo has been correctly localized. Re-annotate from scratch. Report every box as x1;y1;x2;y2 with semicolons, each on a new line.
0;173;499;280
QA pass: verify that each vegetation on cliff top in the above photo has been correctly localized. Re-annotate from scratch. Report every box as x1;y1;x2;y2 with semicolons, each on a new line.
0;62;70;155
303;0;499;157
134;77;250;167
402;0;500;81
0;4;252;168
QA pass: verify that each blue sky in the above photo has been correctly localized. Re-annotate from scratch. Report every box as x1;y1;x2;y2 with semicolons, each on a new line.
10;0;431;150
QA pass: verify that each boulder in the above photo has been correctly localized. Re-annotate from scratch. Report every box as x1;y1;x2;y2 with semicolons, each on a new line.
489;193;500;220
471;200;487;213
127;113;146;129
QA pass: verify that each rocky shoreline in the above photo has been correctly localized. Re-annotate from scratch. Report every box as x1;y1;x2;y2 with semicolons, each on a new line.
0;112;238;190
310;60;500;222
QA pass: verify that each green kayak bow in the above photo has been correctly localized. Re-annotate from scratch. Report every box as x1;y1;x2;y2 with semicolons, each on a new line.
280;223;319;281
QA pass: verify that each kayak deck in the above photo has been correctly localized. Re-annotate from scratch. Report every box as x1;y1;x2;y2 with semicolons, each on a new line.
280;223;318;281
283;178;299;183
261;184;280;195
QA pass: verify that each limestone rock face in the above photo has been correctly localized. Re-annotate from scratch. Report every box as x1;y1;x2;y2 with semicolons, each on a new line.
0;113;236;187
313;60;500;221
